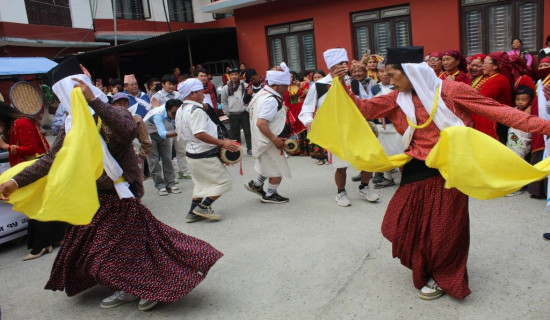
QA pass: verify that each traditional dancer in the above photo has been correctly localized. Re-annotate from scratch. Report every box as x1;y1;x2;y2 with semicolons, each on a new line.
330;46;550;300
244;63;292;203
175;78;240;222
0;59;223;311
300;48;379;207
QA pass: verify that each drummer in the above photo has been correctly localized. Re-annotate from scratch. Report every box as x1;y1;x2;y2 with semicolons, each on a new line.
244;62;291;204
175;78;240;223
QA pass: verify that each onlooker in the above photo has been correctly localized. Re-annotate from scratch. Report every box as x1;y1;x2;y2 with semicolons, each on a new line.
243;69;264;105
144;98;182;196
197;68;218;110
147;77;161;99
507;38;533;69
538;35;550;61
239;63;247;81
221;67;252;155
124;74;151;118
151;74;180;107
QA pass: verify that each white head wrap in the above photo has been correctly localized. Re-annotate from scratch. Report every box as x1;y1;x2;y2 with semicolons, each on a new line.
51;74;134;199
396;62;465;147
177;78;204;98
266;62;291;85
323;48;348;69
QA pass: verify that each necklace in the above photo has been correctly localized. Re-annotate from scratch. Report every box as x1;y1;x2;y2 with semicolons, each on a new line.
289;85;300;104
406;85;440;129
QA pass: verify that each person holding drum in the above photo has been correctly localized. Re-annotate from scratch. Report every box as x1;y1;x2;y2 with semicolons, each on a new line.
175;78;240;223
244;62;292;204
0;97;65;261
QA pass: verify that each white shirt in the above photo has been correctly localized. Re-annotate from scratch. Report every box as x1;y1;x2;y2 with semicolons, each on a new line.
258;86;281;122
177;100;218;154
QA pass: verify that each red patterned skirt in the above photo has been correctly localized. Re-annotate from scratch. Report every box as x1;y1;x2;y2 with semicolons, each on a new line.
44;194;223;302
381;160;471;299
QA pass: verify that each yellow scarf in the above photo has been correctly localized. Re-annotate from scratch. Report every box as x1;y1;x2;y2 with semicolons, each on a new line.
308;78;550;199
0;88;104;225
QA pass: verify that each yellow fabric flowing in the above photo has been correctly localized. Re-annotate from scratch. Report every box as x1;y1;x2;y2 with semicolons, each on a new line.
427;126;550;199
308;77;411;173
308;77;550;200
0;88;103;225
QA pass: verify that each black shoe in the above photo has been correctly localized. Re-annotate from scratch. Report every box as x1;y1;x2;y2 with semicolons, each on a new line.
261;192;289;204
543;233;550;240
186;213;206;223
351;174;362;182
244;180;266;197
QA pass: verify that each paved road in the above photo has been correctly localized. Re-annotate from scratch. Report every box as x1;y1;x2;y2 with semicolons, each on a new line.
1;154;549;319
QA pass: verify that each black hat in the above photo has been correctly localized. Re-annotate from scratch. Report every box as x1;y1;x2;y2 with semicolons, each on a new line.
386;46;425;65
229;67;240;74
515;85;534;97
47;56;83;85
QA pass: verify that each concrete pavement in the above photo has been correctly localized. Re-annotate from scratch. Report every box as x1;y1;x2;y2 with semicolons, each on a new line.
1;154;549;319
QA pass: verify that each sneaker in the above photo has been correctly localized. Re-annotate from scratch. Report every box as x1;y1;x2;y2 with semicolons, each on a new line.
193;204;222;220
138;299;158;311
100;291;138;309
261;192;289;204
158;188;168;196
247;150;253;156
388;168;401;185
244;180;266;197
186;213;206;223
374;178;395;189
418;278;445;300
358;187;379;202
351;173;362;182
178;172;192;179
168;186;182;194
543;233;550;240
335;191;351;207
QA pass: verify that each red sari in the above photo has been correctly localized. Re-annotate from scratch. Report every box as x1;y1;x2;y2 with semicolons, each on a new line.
8;117;50;166
440;71;472;86
471;73;512;140
284;83;309;155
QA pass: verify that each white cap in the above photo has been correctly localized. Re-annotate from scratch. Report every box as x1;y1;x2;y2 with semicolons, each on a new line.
266;62;291;85
323;48;348;69
177;78;203;98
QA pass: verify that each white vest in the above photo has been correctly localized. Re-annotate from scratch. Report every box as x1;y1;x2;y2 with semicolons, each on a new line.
249;88;286;157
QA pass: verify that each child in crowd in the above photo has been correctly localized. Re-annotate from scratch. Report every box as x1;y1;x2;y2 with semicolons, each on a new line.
505;85;534;197
506;85;534;159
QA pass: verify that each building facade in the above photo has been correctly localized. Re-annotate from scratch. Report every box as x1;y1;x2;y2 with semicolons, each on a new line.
0;0;235;59
203;0;548;73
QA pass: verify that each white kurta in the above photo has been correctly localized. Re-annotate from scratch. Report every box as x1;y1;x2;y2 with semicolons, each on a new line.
249;86;291;178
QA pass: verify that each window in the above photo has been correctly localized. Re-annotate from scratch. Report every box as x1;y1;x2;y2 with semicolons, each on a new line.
211;0;233;20
167;0;194;22
461;0;542;56
114;0;151;20
25;0;72;27
352;6;412;59
267;21;316;72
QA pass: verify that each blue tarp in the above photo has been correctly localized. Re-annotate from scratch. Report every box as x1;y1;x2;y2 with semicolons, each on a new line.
0;57;57;76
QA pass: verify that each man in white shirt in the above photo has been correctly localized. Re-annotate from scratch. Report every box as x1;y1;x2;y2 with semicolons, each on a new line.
176;79;240;223
244;63;292;204
299;48;379;207
221;67;252;155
